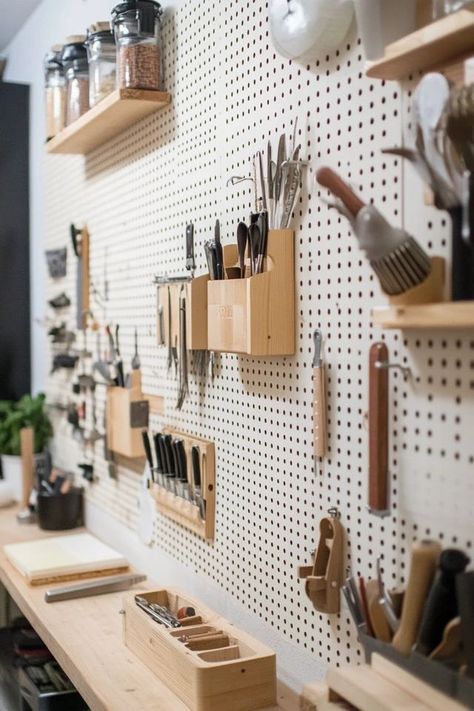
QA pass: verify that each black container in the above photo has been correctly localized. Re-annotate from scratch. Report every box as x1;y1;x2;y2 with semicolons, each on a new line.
37;489;83;531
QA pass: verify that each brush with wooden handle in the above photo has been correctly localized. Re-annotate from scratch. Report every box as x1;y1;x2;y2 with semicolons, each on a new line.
368;342;389;515
392;540;442;656
316;166;432;295
313;329;327;458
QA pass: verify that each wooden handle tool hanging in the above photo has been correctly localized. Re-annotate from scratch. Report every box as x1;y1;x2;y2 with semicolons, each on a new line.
313;329;327;458
316;167;365;217
368;342;389;514
392;540;441;656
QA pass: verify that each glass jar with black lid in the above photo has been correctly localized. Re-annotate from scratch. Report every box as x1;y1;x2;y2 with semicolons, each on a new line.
111;0;163;91
86;22;116;107
44;45;65;140
62;36;89;126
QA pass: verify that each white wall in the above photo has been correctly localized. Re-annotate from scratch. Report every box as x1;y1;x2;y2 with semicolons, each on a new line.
4;0;180;395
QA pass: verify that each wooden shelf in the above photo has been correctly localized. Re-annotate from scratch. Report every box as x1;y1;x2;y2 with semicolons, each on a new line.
46;88;170;155
372;301;474;329
366;9;474;81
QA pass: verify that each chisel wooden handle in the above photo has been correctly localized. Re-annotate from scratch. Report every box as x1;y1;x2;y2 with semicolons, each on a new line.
369;342;389;514
316;167;365;217
313;364;327;458
392;540;441;655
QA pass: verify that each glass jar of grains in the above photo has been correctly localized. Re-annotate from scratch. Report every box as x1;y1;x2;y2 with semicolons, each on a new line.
62;36;90;126
44;45;66;140
112;0;163;91
86;22;116;107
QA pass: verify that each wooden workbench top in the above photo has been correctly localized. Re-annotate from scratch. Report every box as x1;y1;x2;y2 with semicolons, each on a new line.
0;507;298;711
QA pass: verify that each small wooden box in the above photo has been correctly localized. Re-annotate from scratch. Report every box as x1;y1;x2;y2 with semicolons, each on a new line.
106;371;148;459
157;275;209;352
150;429;215;539
207;229;295;356
122;587;277;711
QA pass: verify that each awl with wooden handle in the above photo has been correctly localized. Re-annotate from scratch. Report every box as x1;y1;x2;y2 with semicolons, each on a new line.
368;342;389;514
313;329;327;458
392;540;441;655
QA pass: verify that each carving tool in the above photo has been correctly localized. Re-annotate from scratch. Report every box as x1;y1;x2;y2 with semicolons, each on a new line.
267;140;274;228
415;548;469;656
312;329;327;458
392;540;442;655
368;342;389;515
376;557;400;633
135;596;181;628
316;166;431;295
45;573;147;602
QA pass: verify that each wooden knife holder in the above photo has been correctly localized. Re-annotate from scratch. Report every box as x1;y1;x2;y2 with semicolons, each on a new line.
106;370;149;459
207;229;295;356
157;274;209;352
150;428;215;540
123;587;277;711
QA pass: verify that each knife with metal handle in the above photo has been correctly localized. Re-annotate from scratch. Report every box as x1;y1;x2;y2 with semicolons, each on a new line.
392;540;442;655
191;445;206;520
313;329;327;458
368;342;389;515
185;223;195;275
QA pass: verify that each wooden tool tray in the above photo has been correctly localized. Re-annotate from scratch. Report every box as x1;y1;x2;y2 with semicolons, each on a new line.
207;229;295;356
150;429;215;540
122;587;277;711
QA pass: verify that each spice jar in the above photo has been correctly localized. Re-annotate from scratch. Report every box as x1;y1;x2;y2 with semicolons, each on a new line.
86;22;116;107
112;0;163;91
62;36;90;126
44;45;66;140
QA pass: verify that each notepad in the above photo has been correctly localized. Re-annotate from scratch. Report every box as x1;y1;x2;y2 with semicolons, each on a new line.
4;533;128;583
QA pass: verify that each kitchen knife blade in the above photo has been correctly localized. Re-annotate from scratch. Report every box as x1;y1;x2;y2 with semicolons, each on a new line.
163;434;177;494
141;430;154;481
191;444;206;520
174;438;189;500
153;432;165;486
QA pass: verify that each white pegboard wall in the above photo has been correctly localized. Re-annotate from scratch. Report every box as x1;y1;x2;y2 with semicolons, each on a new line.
42;0;474;676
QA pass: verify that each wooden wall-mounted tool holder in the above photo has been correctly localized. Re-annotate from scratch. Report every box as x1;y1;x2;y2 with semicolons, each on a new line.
123;587;277;711
157;275;209;352
150;428;215;540
298;509;344;614
106;370;149;459
207;229;295;356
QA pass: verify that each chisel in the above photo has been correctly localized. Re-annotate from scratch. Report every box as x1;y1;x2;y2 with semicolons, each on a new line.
392;540;442;655
313;329;327;458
